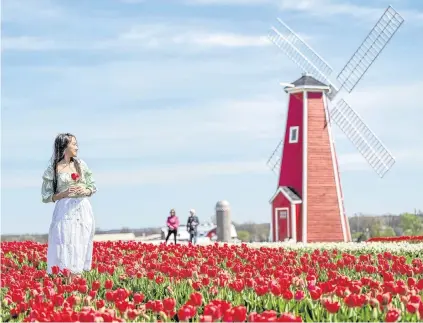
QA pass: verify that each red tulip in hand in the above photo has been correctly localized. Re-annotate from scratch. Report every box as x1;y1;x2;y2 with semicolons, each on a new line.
71;173;80;181
69;172;84;197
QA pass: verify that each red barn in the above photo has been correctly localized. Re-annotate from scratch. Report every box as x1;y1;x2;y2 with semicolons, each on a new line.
270;74;351;243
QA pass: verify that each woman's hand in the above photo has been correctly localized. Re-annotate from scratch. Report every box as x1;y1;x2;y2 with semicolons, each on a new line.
52;188;71;202
71;186;90;196
61;188;72;198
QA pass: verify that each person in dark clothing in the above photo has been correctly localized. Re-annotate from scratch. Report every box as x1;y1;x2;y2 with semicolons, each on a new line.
187;209;200;244
165;209;179;244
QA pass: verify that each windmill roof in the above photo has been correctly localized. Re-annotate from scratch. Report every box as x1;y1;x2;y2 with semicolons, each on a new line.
292;74;328;87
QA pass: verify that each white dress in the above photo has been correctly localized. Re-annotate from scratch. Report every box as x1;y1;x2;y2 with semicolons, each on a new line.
41;159;97;274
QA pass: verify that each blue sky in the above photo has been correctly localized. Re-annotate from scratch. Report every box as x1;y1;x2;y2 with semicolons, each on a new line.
1;0;422;234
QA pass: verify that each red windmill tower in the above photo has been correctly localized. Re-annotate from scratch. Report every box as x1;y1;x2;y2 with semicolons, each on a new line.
266;6;404;243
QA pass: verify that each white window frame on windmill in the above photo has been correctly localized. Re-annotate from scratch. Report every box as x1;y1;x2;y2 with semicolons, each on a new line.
289;126;299;144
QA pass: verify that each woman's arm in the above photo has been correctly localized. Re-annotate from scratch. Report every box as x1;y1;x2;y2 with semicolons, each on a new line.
41;166;54;203
80;159;97;196
42;165;71;202
52;191;67;202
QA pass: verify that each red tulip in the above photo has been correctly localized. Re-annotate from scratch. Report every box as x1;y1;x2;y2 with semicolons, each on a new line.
232;306;247;322
104;279;113;290
189;292;203;307
385;308;401;322
163;298;176;312
294;290;305;301
133;293;144;304
199;315;213;322
178;305;196;321
1;239;421;323
96;299;105;309
323;300;341;313
283;289;293;300
105;291;114;302
91;280;101;291
204;304;222;321
309;286;322;300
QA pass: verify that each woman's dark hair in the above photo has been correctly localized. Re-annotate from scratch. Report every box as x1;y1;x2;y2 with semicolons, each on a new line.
52;133;82;193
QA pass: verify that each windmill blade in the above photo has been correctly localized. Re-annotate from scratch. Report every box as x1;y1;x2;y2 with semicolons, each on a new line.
267;139;283;175
275;18;334;77
268;19;336;90
337;6;404;93
330;99;395;178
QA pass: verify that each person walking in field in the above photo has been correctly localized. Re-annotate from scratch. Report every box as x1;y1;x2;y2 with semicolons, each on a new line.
41;133;97;281
187;209;200;245
165;209;179;244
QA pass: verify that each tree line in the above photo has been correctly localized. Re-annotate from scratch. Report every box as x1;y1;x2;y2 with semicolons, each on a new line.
2;211;422;243
234;211;423;242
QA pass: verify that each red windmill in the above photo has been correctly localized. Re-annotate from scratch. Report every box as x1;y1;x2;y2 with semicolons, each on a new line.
266;6;404;243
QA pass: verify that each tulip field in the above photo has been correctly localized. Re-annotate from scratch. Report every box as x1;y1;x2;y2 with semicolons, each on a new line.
1;241;423;322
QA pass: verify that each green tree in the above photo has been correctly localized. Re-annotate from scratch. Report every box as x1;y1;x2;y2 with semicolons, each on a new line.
237;230;250;242
400;213;423;235
379;226;396;237
370;220;383;237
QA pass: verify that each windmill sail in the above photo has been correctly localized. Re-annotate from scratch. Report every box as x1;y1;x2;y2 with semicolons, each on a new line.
266;6;401;177
268;19;336;92
330;99;395;178
267;139;283;174
337;6;404;93
275;18;333;77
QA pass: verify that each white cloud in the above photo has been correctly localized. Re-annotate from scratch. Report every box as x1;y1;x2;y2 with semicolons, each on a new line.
292;1;423;23
173;32;269;47
4;145;421;190
3;78;421;187
278;0;381;20
183;0;272;5
1;36;57;51
334;81;423;140
330;81;423;173
346;82;423;113
119;0;146;3
1;95;285;161
1;0;64;23
113;23;271;50
184;0;423;24
2;22;271;53
337;148;423;173
2;58;421;164
1;160;269;189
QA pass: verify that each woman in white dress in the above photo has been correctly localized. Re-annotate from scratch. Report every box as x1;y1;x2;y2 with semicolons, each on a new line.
41;133;97;278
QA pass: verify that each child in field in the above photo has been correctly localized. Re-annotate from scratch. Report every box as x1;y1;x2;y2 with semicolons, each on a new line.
165;209;179;244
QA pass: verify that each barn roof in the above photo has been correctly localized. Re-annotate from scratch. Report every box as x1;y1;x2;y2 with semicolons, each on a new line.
291;74;328;87
269;186;302;204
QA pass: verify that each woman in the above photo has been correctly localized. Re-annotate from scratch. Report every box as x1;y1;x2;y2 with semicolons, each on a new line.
41;133;97;279
165;209;179;244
